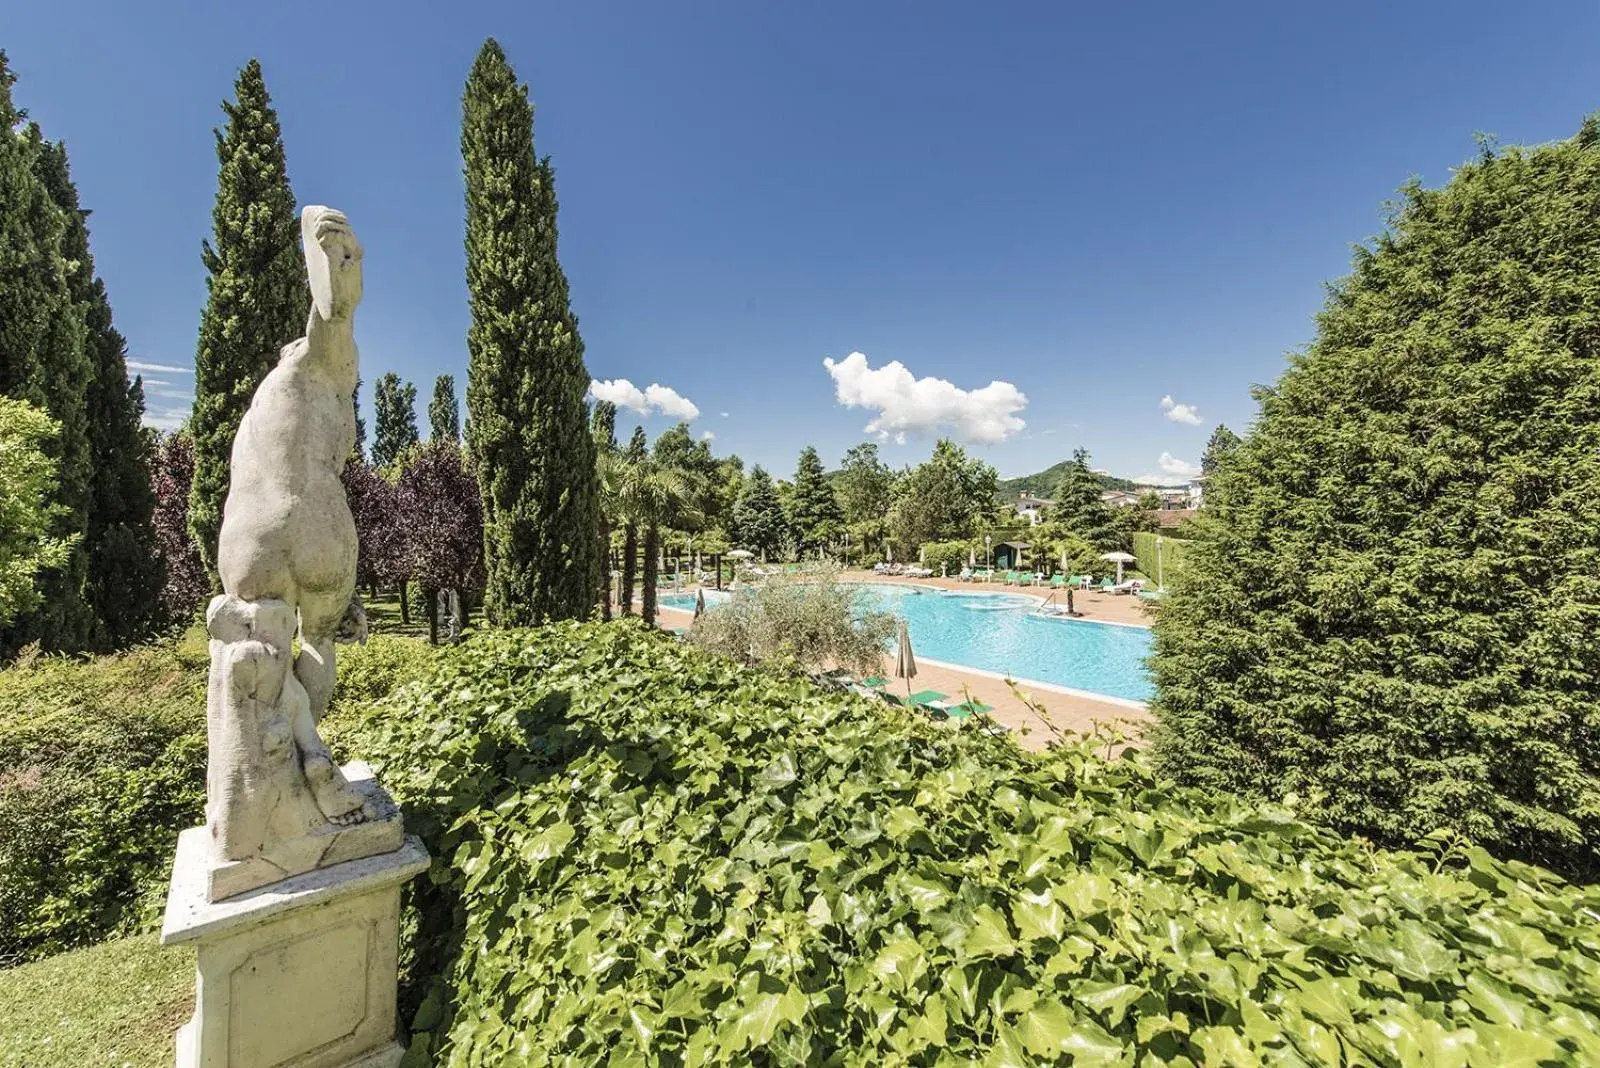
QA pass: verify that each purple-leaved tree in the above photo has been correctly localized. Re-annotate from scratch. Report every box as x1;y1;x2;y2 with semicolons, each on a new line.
149;433;210;624
397;440;483;643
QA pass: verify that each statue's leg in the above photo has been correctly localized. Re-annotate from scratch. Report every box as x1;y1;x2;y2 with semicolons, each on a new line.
292;632;373;825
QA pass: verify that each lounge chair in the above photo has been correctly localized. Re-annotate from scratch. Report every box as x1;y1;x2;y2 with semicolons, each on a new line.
1111;579;1144;595
1097;577;1116;592
1047;573;1066;589
959;567;973;582
905;689;949;709
941;699;994;721
861;675;888;689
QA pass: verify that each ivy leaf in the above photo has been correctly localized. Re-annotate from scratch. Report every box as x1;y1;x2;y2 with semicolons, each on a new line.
962;905;1018;959
1074;979;1144;1027
724;984;808;1050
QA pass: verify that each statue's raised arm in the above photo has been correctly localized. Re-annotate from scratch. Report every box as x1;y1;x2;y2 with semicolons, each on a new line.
202;205;400;902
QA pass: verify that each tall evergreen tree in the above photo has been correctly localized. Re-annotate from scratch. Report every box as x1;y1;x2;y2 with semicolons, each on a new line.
1201;424;1241;476
1050;448;1115;548
429;373;460;443
617;426;646;616
1153;121;1600;880
591;399;617;619
188;59;304;581
0;58;93;650
372;371;419;469
790;445;843;556
733;466;785;559
462;38;599;625
33;136;163;647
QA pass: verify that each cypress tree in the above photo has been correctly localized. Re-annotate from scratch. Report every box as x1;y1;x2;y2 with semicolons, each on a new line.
0;57;94;651
790;445;843;555
33;136;163;647
188;59;305;581
429;373;459;442
372;371;419;469
617;426;645;616
351;376;367;461
462;38;599;625
591;399;617;620
1152;121;1600;880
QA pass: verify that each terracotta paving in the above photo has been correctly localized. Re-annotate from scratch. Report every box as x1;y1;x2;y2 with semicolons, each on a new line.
650;570;1155;752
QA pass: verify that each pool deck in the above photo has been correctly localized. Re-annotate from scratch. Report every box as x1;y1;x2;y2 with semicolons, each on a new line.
651;570;1155;752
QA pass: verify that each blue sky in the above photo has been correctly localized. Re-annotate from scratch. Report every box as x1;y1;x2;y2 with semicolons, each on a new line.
5;2;1598;481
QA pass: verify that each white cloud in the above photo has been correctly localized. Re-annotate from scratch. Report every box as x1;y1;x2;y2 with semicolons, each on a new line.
720;411;729;418
644;384;700;420
128;360;193;375
589;378;700;421
1160;395;1202;426
149;388;194;401
822;351;1026;445
1133;452;1202;485
700;430;715;442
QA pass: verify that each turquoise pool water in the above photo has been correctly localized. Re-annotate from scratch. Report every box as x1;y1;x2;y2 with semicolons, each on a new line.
659;583;1153;703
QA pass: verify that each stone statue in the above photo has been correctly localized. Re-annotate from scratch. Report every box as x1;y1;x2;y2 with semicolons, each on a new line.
202;206;400;901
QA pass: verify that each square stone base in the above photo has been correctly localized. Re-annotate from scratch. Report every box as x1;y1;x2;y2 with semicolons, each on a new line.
163;826;428;1068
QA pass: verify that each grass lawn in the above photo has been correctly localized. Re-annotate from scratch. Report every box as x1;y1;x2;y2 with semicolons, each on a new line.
0;935;191;1068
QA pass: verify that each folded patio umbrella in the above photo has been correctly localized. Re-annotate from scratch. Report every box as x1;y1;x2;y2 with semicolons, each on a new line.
693;587;706;620
894;619;917;694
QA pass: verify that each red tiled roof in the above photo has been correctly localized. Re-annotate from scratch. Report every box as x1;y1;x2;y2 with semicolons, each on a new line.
1154;508;1197;528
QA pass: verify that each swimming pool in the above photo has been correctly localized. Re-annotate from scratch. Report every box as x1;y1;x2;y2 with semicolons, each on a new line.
659;583;1153;704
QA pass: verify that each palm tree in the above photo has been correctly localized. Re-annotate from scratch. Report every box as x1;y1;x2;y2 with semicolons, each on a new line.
618;454;701;626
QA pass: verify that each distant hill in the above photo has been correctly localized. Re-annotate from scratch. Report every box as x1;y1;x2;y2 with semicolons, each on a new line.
996;461;1138;502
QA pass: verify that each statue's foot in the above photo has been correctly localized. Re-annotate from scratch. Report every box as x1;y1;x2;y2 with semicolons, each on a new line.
303;753;376;827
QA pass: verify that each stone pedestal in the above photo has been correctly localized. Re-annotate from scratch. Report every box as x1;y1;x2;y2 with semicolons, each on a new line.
162;826;428;1068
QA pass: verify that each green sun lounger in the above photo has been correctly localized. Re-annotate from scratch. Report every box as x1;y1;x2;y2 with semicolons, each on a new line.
905;690;949;708
861;675;887;689
1097;577;1115;591
942;699;994;721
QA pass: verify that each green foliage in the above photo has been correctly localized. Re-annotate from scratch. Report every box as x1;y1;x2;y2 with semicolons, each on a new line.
463;39;600;626
918;538;974;575
428;373;459;443
733;465;786;558
339;623;1600;1065
689;566;895;675
0;630;437;965
33;136;163;649
1201;424;1240;477
1131;532;1189;590
373;371;420;469
0;399;76;627
1153;122;1600;880
0;934;192;1068
1050;448;1116;549
1026;524;1103;578
188;59;305;582
789;445;842;554
889;439;997;554
0;62;93;653
834;441;894;526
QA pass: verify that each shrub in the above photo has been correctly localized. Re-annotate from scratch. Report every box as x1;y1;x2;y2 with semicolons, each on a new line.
0;629;437;965
689;566;895;676
1151;120;1600;880
341;622;1600;1065
918;539;973;575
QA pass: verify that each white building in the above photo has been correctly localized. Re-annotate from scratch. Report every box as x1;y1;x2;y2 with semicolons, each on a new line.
1101;489;1141;509
1015;492;1053;525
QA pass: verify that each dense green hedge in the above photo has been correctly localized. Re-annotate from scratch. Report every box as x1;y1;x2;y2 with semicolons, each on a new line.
340;622;1600;1065
0;630;436;966
917;539;973;575
1131;532;1190;590
1151;121;1600;881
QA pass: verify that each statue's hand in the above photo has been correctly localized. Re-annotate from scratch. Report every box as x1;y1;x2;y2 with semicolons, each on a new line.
302;205;364;322
336;599;369;645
